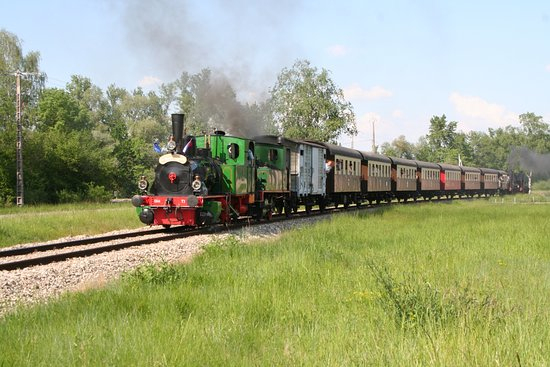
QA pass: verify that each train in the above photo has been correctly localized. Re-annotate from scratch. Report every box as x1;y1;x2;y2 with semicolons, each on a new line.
131;113;524;228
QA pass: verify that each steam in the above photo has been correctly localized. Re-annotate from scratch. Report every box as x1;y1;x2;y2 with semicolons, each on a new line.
112;0;299;136
509;147;550;179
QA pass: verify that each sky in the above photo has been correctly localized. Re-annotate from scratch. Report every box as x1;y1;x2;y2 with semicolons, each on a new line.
2;0;550;151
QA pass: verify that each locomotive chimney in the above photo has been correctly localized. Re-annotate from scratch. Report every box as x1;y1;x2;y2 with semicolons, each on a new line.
171;113;185;154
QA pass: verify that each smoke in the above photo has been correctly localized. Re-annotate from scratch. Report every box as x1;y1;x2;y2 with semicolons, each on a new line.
198;73;267;136
110;0;300;136
509;147;550;179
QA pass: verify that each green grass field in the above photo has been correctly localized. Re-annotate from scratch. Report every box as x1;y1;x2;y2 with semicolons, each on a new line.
1;200;549;365
0;202;142;248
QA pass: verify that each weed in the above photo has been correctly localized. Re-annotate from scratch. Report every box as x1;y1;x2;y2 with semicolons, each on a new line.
123;262;184;286
367;261;507;330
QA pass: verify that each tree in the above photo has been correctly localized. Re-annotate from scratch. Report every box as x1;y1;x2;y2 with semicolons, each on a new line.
416;114;469;164
33;88;89;131
467;126;521;170
380;135;415;159
518;112;550;152
269;59;356;142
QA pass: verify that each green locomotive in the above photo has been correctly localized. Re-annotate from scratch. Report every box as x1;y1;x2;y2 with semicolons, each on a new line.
132;114;287;228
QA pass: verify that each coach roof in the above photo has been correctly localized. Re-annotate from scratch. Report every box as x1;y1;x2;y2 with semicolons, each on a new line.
358;151;392;163
389;156;417;167
415;160;441;170
306;140;363;159
438;163;461;171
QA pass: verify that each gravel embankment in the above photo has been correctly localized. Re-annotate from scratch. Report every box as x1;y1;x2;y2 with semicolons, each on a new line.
0;217;325;318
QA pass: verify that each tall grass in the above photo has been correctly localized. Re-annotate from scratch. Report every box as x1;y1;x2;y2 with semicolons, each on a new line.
1;201;549;365
0;202;141;247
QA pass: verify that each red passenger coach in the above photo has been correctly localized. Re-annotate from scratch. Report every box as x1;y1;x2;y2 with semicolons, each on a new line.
439;163;462;198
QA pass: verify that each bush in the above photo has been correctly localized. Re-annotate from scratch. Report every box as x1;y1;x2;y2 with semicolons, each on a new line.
532;179;550;191
84;183;112;203
57;189;81;203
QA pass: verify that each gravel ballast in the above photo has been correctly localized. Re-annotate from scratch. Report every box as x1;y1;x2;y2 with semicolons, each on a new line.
0;217;325;318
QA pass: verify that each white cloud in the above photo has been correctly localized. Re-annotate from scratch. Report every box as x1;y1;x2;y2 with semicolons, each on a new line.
138;76;162;88
546;64;550;72
326;44;348;57
344;84;393;101
449;92;517;132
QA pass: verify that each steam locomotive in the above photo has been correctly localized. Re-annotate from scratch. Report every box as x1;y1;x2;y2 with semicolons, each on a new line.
132;113;522;228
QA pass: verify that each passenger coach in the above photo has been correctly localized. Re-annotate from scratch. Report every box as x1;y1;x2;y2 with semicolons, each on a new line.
439;163;462;198
389;157;417;202
416;160;441;199
311;141;362;208
359;151;392;204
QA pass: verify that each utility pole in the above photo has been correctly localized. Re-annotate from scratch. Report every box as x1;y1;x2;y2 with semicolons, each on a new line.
371;119;376;153
15;70;24;207
14;70;40;207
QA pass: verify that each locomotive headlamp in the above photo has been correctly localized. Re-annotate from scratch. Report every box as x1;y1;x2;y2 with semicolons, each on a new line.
192;177;202;191
166;139;177;152
138;176;149;191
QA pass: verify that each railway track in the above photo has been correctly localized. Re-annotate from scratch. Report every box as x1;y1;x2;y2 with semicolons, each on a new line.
0;196;471;272
0;206;340;272
0;227;205;271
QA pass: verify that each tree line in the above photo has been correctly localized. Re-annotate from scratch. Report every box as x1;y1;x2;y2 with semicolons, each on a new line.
380;113;550;179
0;29;548;205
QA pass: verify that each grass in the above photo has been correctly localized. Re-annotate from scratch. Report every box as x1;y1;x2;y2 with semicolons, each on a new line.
0;202;142;248
1;200;549;365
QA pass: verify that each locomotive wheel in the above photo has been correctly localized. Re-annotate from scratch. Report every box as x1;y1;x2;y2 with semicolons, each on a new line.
162;224;171;229
305;204;312;215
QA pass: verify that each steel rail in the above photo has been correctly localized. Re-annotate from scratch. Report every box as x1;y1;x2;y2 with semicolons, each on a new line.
0;228;171;258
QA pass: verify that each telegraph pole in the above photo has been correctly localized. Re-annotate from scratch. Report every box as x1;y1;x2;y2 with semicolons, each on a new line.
15;70;24;206
14;70;40;207
371;119;376;153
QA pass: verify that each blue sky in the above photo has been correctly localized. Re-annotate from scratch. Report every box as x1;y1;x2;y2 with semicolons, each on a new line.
2;0;549;151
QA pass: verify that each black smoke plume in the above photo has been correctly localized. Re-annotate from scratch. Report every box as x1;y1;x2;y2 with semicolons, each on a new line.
112;0;299;136
508;147;550;179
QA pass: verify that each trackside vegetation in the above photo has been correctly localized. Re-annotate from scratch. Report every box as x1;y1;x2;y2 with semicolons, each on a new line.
0;202;141;248
1;201;549;365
